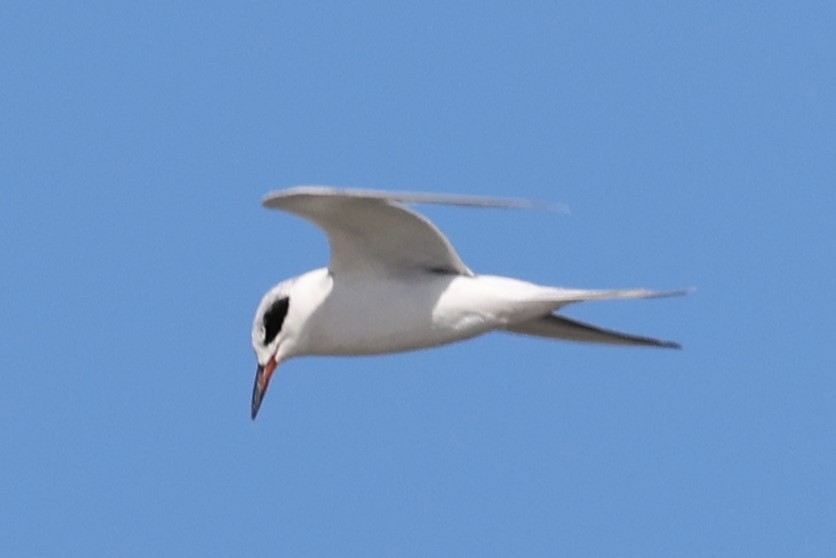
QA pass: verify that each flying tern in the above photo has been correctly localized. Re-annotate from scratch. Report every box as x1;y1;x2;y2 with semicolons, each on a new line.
250;186;686;419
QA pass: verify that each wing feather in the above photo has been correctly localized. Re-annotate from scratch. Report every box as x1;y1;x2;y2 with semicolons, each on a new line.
506;313;681;349
262;186;541;276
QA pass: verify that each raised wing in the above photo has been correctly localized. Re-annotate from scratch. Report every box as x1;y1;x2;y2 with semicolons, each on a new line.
262;186;539;277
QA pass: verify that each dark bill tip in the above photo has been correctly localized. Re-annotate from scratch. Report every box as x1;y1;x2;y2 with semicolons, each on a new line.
251;359;278;420
251;365;266;420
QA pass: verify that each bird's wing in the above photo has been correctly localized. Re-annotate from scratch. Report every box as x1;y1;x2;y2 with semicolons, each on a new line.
262;186;538;277
505;313;681;349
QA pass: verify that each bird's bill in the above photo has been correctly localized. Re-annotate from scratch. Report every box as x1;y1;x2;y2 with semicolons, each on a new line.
251;358;278;420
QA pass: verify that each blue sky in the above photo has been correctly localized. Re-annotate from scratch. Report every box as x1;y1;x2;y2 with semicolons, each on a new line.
2;1;834;556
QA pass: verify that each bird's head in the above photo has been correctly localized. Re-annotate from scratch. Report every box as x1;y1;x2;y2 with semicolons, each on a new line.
250;280;294;420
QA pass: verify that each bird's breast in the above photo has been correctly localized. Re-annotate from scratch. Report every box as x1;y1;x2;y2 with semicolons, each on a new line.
297;273;499;355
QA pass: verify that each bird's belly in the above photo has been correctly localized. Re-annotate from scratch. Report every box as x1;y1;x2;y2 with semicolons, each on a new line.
298;273;556;356
300;275;497;355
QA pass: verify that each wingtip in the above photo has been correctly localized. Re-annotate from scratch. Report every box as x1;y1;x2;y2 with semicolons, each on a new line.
260;185;568;213
535;200;571;214
648;288;694;300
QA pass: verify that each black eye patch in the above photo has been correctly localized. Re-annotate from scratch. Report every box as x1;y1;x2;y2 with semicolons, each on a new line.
263;297;289;345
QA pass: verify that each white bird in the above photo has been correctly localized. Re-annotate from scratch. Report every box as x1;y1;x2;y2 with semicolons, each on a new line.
250;186;686;419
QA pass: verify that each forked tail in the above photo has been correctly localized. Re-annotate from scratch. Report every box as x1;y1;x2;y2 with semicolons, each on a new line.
542;287;691;306
505;287;689;348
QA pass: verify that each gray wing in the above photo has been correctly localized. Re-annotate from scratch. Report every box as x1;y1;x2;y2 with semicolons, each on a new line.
261;186;537;277
505;313;681;349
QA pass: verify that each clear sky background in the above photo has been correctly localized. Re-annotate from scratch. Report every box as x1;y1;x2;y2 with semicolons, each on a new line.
2;2;834;556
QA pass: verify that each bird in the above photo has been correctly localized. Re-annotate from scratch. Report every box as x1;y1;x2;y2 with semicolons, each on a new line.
250;186;686;419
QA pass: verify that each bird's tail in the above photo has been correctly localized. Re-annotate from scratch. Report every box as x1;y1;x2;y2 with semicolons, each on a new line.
541;287;691;306
503;286;689;348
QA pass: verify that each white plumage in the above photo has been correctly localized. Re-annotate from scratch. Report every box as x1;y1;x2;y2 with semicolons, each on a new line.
250;186;686;419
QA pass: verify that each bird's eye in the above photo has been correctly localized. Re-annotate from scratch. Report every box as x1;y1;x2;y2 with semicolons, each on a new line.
263;297;289;345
